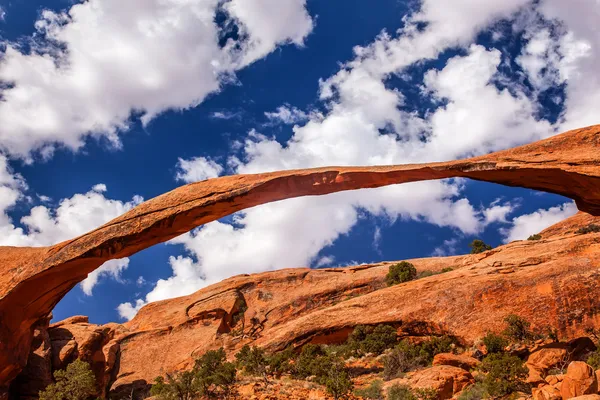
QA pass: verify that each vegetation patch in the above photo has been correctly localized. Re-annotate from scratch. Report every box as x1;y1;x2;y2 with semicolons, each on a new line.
469;239;493;254
151;348;236;399
479;352;528;397
39;359;96;400
527;234;542;241
383;336;456;380
576;224;600;234
386;262;417;286
354;379;383;399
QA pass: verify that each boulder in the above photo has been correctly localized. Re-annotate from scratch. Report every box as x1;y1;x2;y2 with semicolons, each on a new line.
561;362;598;399
408;365;474;400
433;353;480;370
545;374;565;385
532;385;562;400
527;338;596;384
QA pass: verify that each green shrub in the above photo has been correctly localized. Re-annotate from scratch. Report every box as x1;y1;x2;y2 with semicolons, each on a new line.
527;234;542;241
383;336;455;380
294;344;352;398
294;344;329;379
150;371;199;400
152;347;236;399
457;382;487;400
194;348;236;396
267;347;295;377
39;359;96;400
441;267;454;273
348;324;397;355
576;224;600;234
324;359;353;400
482;332;508;354
414;388;439;400
502;314;532;343
386;262;417;286
419;335;455;359
354;380;383;399
587;350;600;370
387;384;416;400
417;270;435;279
479;353;528;397
469;240;492;254
235;345;269;382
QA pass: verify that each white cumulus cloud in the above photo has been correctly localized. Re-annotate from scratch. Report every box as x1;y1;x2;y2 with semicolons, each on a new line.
502;202;578;243
0;0;314;159
175;157;224;183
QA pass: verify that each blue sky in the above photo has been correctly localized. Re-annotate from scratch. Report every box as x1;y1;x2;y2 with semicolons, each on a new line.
0;0;597;324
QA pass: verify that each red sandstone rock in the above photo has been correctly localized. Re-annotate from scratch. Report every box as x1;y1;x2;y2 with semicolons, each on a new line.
527;339;596;384
2;125;600;393
408;365;474;399
532;384;562;400
432;353;480;371
561;362;598;399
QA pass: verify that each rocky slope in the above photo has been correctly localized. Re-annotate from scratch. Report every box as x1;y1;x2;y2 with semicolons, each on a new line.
9;211;600;397
2;124;600;395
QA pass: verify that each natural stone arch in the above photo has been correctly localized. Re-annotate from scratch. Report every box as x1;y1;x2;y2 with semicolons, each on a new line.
0;124;599;390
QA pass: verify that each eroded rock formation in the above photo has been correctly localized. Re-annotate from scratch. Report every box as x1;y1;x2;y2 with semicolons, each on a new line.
10;211;600;396
1;124;600;393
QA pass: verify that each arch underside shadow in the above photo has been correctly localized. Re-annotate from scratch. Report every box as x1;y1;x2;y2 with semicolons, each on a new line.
0;124;599;388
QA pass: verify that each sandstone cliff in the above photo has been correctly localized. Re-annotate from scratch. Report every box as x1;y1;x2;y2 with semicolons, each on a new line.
10;211;600;396
2;124;600;394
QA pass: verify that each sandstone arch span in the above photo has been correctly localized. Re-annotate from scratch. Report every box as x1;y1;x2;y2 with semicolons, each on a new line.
1;124;600;390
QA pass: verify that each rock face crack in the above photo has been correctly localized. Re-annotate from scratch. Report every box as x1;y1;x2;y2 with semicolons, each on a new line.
1;124;600;390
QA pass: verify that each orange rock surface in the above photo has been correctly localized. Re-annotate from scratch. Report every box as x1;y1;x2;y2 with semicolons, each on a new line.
2;124;600;393
8;210;600;396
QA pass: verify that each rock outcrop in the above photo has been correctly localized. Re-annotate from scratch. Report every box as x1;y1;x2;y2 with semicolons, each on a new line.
9;210;600;396
561;362;599;399
2;124;600;393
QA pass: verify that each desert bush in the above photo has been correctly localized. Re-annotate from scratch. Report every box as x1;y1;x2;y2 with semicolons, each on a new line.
348;324;398;355
235;345;269;382
417;270;435;279
527;234;542;241
479;353;528;397
294;344;352;398
482;332;508;354
235;345;295;381
267;347;295;377
414;388;439;400
502;314;533;343
457;382;487;400
152;348;236;399
441;267;454;273
39;359;96;400
387;384;416;400
323;358;354;400
386;262;417;286
150;371;198;400
419;335;455;358
294;344;330;379
383;336;455;380
469;239;492;254
194;348;236;396
576;224;600;234
354;380;383;399
587;350;600;370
